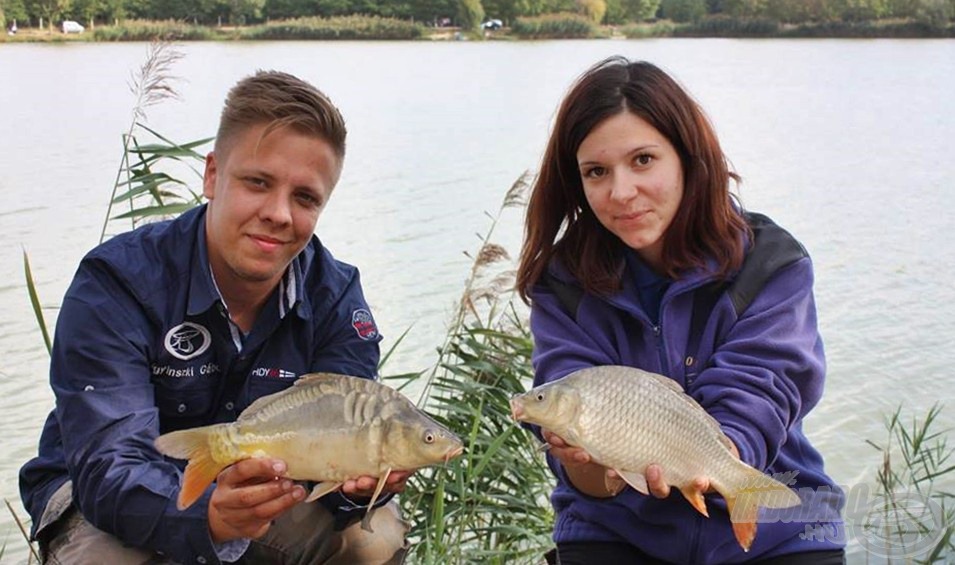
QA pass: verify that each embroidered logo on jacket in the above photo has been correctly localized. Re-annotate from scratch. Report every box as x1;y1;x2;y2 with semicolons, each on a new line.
164;322;212;361
351;308;379;341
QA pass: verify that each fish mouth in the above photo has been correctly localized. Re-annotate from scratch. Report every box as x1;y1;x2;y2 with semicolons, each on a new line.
509;398;525;421
445;446;464;462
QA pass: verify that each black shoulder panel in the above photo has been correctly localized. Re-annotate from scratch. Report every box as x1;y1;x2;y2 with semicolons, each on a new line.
728;212;809;316
541;272;584;320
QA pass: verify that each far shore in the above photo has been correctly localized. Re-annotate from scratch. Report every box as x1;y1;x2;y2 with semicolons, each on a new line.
4;18;954;43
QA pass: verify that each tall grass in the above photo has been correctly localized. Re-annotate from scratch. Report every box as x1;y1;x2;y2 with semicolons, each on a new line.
387;173;555;562
93;20;218;41
239;16;424;40
863;404;954;562
510;13;604;39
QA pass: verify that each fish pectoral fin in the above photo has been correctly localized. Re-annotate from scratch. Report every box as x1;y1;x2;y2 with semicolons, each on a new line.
725;493;759;552
305;481;343;503
678;484;709;518
360;467;392;533
614;470;649;495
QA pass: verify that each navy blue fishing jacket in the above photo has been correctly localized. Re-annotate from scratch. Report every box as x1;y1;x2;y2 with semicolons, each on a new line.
20;204;383;564
529;213;845;563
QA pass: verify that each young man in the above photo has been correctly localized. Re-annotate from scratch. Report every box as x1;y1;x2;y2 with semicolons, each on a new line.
20;71;410;564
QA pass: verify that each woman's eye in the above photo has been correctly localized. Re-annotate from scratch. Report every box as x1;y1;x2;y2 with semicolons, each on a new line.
582;166;605;179
634;154;653;167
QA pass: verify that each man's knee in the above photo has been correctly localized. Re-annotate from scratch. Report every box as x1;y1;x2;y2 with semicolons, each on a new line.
331;501;410;565
42;507;167;565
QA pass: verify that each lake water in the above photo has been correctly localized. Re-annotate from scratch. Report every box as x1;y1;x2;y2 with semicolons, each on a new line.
1;39;953;563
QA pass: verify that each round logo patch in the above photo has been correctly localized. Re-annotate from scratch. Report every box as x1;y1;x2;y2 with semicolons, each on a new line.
351;309;379;341
164;322;212;361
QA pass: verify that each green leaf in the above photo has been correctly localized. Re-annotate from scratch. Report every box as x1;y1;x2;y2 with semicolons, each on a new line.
22;250;52;355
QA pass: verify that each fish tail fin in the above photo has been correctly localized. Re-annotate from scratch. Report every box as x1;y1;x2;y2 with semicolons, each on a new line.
155;425;231;511
720;465;802;552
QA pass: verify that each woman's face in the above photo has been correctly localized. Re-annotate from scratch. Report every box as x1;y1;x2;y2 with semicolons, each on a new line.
576;110;684;272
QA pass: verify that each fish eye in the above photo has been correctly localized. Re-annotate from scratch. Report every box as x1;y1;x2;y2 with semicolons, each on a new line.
424;431;435;444
536;392;545;402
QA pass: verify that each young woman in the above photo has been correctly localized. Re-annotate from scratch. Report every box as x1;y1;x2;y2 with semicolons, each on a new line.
516;57;845;564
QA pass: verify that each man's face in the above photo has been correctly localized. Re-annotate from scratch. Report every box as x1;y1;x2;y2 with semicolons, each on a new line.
202;123;341;293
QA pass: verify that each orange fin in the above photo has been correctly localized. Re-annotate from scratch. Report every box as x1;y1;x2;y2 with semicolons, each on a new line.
725;494;759;552
178;451;227;510
679;485;709;517
155;426;229;511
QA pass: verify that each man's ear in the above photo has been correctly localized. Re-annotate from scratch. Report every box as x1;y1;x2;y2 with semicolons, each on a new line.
202;152;217;200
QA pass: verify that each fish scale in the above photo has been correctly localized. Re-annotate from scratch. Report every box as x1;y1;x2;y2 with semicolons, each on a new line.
510;365;801;551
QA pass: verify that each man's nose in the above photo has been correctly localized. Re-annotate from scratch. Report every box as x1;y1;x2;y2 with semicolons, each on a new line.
260;190;292;225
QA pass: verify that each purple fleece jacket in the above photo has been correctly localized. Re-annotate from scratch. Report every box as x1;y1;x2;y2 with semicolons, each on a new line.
529;234;844;563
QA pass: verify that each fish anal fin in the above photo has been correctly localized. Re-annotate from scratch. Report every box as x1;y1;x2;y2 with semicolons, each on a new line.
305;481;342;503
726;492;760;552
678;484;709;518
178;451;226;511
614;469;649;495
360;467;392;533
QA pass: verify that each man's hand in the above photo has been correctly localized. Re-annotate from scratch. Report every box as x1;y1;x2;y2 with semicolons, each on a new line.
208;458;305;544
341;470;413;499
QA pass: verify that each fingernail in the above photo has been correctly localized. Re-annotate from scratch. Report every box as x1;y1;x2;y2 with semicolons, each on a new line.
282;480;292;491
292;486;305;499
272;461;286;474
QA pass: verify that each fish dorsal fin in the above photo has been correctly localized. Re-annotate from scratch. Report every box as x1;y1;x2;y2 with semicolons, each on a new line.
238;372;351;423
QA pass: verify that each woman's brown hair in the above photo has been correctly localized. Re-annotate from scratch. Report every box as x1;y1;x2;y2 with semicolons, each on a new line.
516;57;748;302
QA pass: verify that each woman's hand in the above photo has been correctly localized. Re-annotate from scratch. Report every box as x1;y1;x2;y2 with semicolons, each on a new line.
543;430;625;497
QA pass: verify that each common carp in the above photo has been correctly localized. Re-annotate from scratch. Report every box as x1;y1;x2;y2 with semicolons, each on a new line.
155;372;463;530
509;365;801;551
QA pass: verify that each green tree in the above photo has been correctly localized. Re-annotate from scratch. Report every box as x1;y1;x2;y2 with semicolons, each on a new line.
766;0;837;22
407;0;456;23
27;0;71;28
721;0;766;17
832;0;889;20
577;0;605;21
457;0;483;30
659;0;705;20
915;0;954;24
2;0;29;24
262;0;320;20
622;0;660;20
69;0;103;26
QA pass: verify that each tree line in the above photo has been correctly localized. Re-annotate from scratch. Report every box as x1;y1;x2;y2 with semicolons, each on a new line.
3;0;953;34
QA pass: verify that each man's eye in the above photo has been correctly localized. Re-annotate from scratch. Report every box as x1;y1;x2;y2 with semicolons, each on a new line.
296;193;321;207
245;177;267;188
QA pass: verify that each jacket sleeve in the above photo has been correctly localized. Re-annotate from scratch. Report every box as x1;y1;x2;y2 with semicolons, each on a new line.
690;257;826;471
52;260;225;564
310;268;381;379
